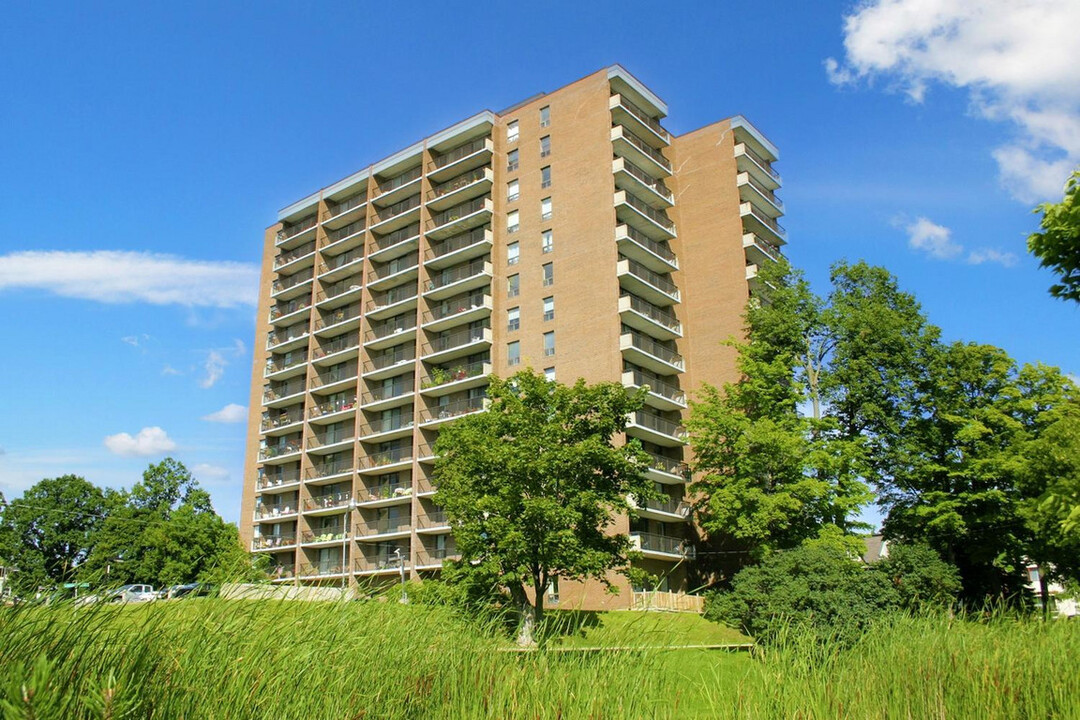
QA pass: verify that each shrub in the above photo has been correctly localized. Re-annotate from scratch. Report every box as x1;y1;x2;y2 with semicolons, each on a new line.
871;542;961;611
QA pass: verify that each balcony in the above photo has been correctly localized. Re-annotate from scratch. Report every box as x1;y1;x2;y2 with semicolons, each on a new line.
620;331;684;375
611;125;671;178
318;247;364;282
359;414;415;443
367;253;419;293
252;534;296;552
421;293;492;333
365;284;418;321
416;546;458;569
315;276;363;309
617;258;679;306
306;458;354;484
740;202;787;244
269;563;296;581
368;222;421;263
358;446;414;473
356;517;412;540
360;381;415;412
421;326;493;364
734;142;781;189
254;501;298;521
369;193;421;236
426;167;494;212
425;197;494;241
737;172;784;216
271;269;315;301
614;190;676;241
263;379;306;408
306;427;356;455
424;259;492;301
300;526;348;547
416;510;451;533
261;407;304;435
640;449;689;485
311;334;360;367
309;360;358;392
373;166;423;207
355;550;411;576
362;346;416;381
266;324;310;353
298;562;348;579
419;396;487;428
308;396;357;424
612;157;673;208
320;219;366;254
630;494;691;522
260;439;302;463
321;192;367;228
615;224;678;274
269;297;312;327
627;411;686;447
630;532;694;560
303;491;353;515
364;316;417;351
426;136;494;184
357;483;412;508
743;233;784;267
745;263;776;295
619;294;682;340
274;240;317;273
256;468;302;493
416;445;439;466
622;369;686;411
264;352;307;380
420;360;491;397
313;303;362;338
424;226;493;270
276;215;317;249
609;93;670;147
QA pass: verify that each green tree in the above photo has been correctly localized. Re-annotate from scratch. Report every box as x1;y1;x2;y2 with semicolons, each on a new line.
1028;169;1080;302
871;543;961;611
0;476;109;594
433;370;655;640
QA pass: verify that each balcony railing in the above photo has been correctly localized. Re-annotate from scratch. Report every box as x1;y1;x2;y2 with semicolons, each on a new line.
269;297;312;321
323;193;367;222
623;294;681;333
621;225;677;265
271;269;314;295
301;527;348;544
618;158;673;202
421;360;488;389
421;396;485;423
612;94;669;141
641;449;689;479
624;330;683;369
622;192;675;231
422;293;488;324
310;365;357;390
742;203;787;237
368;254;419;283
427;167;488;200
626;370;685;405
362;446;413;468
271;563;296;579
314;303;361;332
357;551;411;572
362;380;414;405
276;216;317;244
307;428;356;449
632;411;685;439
304;491;353;512
422;326;489;355
367;285;418;312
259;442;301;461
360;415;414;437
307;458;354;480
418;510;449;529
737;143;780;181
364;347;415;373
265;353;307;375
376;166;423;196
359;517;411;535
360;484;411;502
323;219;366;246
257;468;301;490
742;172;782;208
430;137;488;170
428;197;489;230
426;258;489;291
309;396;357;418
299;562;347;576
263;378;306;402
425;226;490;262
632;532;692;557
267;324;309;349
255;502;297;520
370;223;420;253
319;247;363;275
311;335;360;360
262;408;304;431
366;316;416;343
253;535;295;550
373;194;421;224
616;127;671;171
623;259;678;297
316;277;363;304
274;240;316;269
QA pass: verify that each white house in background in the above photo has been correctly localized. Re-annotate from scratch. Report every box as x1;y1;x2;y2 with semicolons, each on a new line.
1025;562;1078;619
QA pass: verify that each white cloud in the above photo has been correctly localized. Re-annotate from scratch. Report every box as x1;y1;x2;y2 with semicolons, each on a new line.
103;427;177;457
825;0;1080;202
192;463;230;481
907;217;962;259
202;403;248;423
121;336;140;347
966;248;1018;268
199;350;226;389
0;251;259;307
1067;373;1079;388
161;365;183;376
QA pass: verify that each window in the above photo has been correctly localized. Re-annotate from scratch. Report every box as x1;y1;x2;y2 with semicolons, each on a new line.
540;135;551;158
507;341;521;366
507;241;520;266
543;331;555;357
507;179;519;202
543;296;554;321
506;120;519;143
507;210;519;234
544;367;556;381
539;105;550;128
507;307;520;332
542;262;553;287
541;229;553;254
541;165;551;189
507;149;519;172
507;273;520;298
541;197;552;221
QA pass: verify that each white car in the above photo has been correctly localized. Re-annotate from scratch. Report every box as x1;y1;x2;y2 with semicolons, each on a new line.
111;584;156;603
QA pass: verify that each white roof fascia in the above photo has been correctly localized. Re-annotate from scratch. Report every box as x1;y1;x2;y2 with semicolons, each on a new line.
426;111;496;148
606;64;668;118
730;116;780;160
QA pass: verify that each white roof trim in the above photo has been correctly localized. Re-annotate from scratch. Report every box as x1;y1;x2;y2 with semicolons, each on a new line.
371;142;424;176
278;193;320;221
426;111;496;148
323;168;370;199
730;116;780;160
606;65;668;117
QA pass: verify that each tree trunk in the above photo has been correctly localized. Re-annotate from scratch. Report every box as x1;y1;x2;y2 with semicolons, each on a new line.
511;584;535;647
533;575;546;631
1039;572;1051;620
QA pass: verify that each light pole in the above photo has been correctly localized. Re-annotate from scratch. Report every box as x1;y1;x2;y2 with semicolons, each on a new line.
393;547;408;603
341;498;356;594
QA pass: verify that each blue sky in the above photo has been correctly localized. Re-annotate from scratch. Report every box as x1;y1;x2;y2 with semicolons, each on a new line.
1;1;1077;526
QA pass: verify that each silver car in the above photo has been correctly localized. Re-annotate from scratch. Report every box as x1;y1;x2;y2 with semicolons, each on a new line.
111;584;156;603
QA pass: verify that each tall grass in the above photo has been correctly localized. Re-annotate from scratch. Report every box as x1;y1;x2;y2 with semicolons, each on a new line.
1;600;1076;718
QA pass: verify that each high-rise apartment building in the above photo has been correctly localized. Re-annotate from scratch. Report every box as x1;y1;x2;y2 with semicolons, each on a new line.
241;65;784;609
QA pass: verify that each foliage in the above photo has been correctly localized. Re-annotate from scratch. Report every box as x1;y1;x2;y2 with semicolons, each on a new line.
0;476;110;594
1028;169;1080;302
704;543;901;646
871;542;962;611
433;370;655;632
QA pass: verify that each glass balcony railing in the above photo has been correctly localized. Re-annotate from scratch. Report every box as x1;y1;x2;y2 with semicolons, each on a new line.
623;330;683;369
418;510;448;528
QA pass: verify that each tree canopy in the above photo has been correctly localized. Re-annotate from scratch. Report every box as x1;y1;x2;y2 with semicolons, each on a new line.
1028;169;1080;303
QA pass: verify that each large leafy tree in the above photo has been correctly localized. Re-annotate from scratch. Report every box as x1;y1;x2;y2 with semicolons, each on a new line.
0;476;110;594
1028;169;1080;302
433;370;654;637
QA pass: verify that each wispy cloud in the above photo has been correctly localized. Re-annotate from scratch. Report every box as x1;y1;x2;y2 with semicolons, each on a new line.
198;339;247;389
825;0;1080;203
192;463;230;481
103;427;177;457
201;403;248;423
162;365;183;376
902;216;1017;267
0;251;258;307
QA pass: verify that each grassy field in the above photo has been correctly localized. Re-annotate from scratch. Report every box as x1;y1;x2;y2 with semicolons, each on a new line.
0;599;1077;718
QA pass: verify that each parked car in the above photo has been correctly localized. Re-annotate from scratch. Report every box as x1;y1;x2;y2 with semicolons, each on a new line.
165;582;213;599
109;584;156;603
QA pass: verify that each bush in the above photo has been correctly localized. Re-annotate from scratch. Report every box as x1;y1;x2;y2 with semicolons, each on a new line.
871;542;961;611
